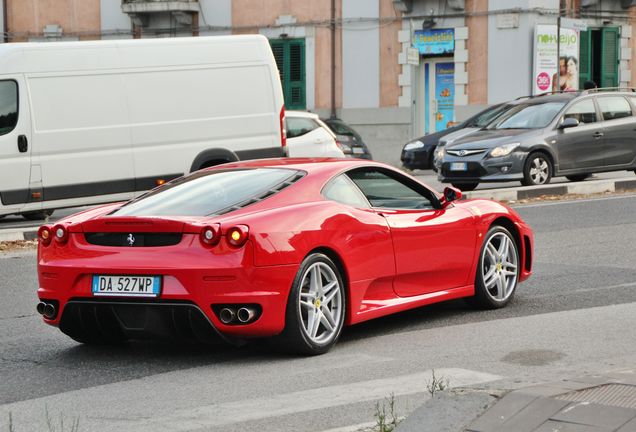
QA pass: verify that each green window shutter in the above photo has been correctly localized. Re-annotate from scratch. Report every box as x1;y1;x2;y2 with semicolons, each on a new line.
269;38;306;110
287;40;306;109
579;30;591;85
601;27;619;88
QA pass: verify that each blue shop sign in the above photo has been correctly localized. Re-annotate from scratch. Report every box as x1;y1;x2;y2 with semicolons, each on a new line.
412;28;455;55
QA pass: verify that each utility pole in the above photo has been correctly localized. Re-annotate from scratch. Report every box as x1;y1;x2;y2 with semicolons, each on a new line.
556;0;564;92
330;0;336;119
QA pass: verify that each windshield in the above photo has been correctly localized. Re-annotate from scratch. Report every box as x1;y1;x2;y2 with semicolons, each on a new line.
469;104;512;128
487;102;566;129
113;168;301;217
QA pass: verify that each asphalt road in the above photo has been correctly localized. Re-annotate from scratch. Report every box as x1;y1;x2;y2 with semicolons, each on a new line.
1;195;635;431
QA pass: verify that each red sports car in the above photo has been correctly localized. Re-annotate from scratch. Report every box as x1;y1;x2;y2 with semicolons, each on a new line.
37;158;533;355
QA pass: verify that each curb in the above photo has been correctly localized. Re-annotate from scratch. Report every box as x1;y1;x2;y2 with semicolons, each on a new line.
462;176;636;201
0;228;38;242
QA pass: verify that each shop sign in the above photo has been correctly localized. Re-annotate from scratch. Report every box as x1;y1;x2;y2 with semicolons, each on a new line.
412;28;454;55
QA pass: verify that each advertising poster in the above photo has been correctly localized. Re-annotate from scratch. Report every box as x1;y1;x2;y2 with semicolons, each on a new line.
435;63;455;131
533;24;579;95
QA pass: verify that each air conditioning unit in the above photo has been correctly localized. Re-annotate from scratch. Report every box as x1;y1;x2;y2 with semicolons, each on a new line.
393;0;412;13
581;0;599;7
43;24;62;38
447;0;465;10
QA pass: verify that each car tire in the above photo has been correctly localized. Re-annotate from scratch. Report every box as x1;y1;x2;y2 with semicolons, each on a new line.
278;253;346;355
468;225;519;309
22;210;54;221
565;174;591;182
451;182;479;192
521;152;552;186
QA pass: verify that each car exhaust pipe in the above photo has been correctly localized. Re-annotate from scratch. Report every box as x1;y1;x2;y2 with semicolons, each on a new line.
219;308;236;324
237;307;256;323
36;302;46;315
43;303;56;320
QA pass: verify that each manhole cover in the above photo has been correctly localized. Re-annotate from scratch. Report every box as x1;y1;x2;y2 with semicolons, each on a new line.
555;384;636;409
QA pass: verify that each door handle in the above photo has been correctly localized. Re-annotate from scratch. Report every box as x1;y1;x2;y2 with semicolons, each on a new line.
17;135;28;153
593;132;604;138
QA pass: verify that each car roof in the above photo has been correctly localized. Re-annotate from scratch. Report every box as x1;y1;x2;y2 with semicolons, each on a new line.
285;110;319;119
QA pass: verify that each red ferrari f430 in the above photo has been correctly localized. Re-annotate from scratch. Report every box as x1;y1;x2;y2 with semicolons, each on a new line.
37;159;533;355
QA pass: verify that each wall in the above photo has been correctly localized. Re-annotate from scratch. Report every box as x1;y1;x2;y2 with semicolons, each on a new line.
100;0;131;39
6;0;100;41
199;0;231;36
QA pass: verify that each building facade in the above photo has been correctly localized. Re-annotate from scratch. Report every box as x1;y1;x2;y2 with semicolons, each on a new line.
2;0;636;165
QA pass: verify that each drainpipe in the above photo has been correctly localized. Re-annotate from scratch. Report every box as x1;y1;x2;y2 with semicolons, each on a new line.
330;0;337;119
3;0;8;43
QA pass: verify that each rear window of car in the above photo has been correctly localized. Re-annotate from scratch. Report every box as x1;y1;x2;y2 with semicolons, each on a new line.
325;120;354;135
286;117;319;138
597;96;633;121
112;168;303;217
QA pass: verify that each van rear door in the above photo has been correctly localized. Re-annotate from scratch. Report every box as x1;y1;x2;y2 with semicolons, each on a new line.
0;77;32;214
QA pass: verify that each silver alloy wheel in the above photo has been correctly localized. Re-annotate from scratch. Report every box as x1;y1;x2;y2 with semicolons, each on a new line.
481;232;518;302
298;262;343;345
529;156;549;184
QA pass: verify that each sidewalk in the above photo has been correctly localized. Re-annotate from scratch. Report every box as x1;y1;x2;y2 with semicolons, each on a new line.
396;370;636;432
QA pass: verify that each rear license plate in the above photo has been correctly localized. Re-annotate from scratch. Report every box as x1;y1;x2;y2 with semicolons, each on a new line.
92;275;161;297
450;162;468;171
352;147;365;154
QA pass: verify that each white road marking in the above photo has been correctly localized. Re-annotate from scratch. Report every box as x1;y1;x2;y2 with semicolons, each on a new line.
125;368;501;431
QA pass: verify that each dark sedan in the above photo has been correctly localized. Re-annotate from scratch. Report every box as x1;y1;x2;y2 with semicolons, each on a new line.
322;118;373;159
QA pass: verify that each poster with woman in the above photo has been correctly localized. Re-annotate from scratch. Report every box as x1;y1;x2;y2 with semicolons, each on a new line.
533;24;579;94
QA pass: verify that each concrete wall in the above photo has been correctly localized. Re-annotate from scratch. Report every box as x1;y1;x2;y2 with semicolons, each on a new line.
342;0;380;108
100;0;131;39
199;0;231;36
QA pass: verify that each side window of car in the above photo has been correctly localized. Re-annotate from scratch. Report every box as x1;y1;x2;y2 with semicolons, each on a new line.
286;118;319;139
597;97;633;121
322;174;370;208
0;80;18;136
346;169;435;210
562;99;597;125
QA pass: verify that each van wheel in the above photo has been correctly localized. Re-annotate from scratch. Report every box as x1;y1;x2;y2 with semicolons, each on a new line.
521;153;552;186
22;210;54;221
565;174;590;182
452;182;478;192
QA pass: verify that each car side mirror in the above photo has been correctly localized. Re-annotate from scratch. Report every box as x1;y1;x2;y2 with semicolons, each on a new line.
442;186;462;207
559;117;579;129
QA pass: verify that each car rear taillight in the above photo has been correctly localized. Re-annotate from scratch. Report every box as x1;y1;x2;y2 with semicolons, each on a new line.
38;226;52;246
53;224;68;245
200;224;221;247
226;225;249;248
279;105;287;148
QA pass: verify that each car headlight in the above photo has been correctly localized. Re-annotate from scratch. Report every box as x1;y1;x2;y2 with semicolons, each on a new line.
435;146;445;159
490;143;520;158
404;140;425;151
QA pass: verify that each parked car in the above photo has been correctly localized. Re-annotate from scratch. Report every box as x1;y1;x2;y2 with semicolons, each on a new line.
285;111;345;158
36;158;533;355
433;103;515;171
0;35;285;220
438;90;636;191
321;118;373;159
401;103;506;170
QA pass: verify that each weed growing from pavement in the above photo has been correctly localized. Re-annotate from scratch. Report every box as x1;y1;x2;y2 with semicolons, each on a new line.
6;408;80;432
425;369;450;397
374;393;400;432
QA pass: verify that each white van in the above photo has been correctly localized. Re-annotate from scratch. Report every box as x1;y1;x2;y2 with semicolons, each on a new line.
0;35;285;219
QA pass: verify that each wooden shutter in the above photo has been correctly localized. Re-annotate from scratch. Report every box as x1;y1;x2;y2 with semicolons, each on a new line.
269;38;306;110
600;27;619;88
578;30;591;85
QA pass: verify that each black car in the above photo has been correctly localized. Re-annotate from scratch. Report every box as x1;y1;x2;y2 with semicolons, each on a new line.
400;103;507;170
438;90;636;191
321;118;373;159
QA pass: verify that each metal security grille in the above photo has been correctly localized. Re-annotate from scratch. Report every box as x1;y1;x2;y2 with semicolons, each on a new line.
270;38;306;110
555;384;636;409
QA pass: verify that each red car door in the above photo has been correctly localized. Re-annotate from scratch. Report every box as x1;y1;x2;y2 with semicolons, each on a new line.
379;207;477;297
346;168;478;298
